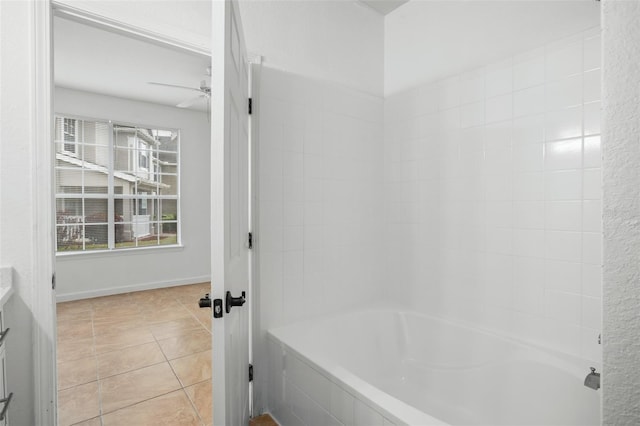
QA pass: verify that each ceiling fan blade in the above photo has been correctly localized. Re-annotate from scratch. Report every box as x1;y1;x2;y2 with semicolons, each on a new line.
176;95;206;108
148;82;202;93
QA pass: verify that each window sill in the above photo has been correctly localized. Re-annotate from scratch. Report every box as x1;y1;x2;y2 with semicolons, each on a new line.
55;244;185;260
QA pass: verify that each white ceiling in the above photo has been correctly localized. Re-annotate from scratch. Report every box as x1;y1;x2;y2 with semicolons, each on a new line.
54;16;211;112
384;0;601;95
359;0;409;15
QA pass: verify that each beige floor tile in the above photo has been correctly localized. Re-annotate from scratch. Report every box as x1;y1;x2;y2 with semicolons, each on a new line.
90;293;134;307
57;299;93;316
143;304;193;324
57;356;97;390
134;289;177;300
93;313;146;335
57;320;94;342
73;417;102;426
185;380;212;425
57;336;95;364
58;381;100;426
93;303;141;319
94;326;155;355
176;297;205;310
181;304;212;330
249;414;279;426
148;317;203;340
137;299;183;314
57;285;217;426
129;288;178;304
57;309;93;324
157;329;211;360
176;287;210;303
100;362;181;414
194;314;212;331
97;341;166;378
170;350;212;387
102;390;201;426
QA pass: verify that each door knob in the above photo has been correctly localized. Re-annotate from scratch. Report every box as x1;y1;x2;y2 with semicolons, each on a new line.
225;291;246;313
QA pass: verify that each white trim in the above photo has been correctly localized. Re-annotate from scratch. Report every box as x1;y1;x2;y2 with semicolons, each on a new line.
249;61;265;415
107;121;115;248
211;1;227;424
33;1;57;424
51;1;211;58
55;275;211;302
247;58;254;418
55;243;184;259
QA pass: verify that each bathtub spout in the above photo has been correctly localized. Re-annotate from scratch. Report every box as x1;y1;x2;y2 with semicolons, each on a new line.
584;367;600;390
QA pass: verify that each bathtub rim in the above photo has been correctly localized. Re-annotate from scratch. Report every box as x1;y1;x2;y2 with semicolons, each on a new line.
267;329;449;426
267;305;601;425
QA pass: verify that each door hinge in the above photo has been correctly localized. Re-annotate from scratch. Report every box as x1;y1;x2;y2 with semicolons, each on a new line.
249;364;253;382
52;273;56;290
248;98;252;115
247;232;253;249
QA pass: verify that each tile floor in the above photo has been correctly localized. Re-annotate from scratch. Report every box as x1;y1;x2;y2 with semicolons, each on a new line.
57;283;213;426
249;414;279;426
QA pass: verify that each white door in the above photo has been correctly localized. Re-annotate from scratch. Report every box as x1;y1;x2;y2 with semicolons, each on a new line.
211;0;251;424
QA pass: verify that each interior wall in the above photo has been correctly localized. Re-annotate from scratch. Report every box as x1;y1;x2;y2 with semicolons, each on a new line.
602;0;640;423
54;87;211;300
384;28;602;362
384;0;601;96
0;1;43;423
239;0;384;97
254;66;385;414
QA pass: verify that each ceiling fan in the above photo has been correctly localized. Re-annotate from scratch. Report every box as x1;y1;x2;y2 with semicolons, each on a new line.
147;67;212;110
147;79;211;108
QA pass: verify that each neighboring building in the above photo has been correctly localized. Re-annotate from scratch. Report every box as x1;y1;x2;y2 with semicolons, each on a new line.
54;116;180;251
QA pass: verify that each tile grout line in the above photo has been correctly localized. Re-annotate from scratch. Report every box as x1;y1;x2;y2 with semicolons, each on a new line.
100;387;184;418
92;300;104;426
58;284;212;426
157;291;209;425
176;292;213;333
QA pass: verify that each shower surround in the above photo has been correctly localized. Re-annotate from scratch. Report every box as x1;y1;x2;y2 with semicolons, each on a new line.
384;28;602;363
256;26;601;426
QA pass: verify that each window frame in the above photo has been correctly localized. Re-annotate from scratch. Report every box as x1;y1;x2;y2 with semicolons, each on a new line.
54;113;182;255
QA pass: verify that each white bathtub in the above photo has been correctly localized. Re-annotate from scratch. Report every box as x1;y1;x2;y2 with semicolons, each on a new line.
267;309;600;426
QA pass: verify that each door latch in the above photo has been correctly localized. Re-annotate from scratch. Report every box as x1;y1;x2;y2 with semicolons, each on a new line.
213;299;223;318
198;293;212;308
200;293;224;318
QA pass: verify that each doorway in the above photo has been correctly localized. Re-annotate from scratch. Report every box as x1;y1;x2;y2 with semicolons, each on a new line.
51;7;213;425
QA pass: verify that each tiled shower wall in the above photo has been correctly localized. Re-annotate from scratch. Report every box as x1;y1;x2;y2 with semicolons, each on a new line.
257;66;384;327
384;28;602;362
255;66;385;410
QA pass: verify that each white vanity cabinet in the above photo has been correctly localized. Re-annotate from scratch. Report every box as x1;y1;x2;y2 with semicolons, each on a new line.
0;267;14;426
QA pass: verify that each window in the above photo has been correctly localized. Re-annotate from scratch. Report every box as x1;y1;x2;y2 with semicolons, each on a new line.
54;116;180;253
62;118;77;154
138;140;149;170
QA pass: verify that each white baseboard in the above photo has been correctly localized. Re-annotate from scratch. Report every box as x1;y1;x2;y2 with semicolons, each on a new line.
55;275;211;302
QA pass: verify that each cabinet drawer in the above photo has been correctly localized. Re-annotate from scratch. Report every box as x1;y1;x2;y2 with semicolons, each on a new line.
0;349;7;426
